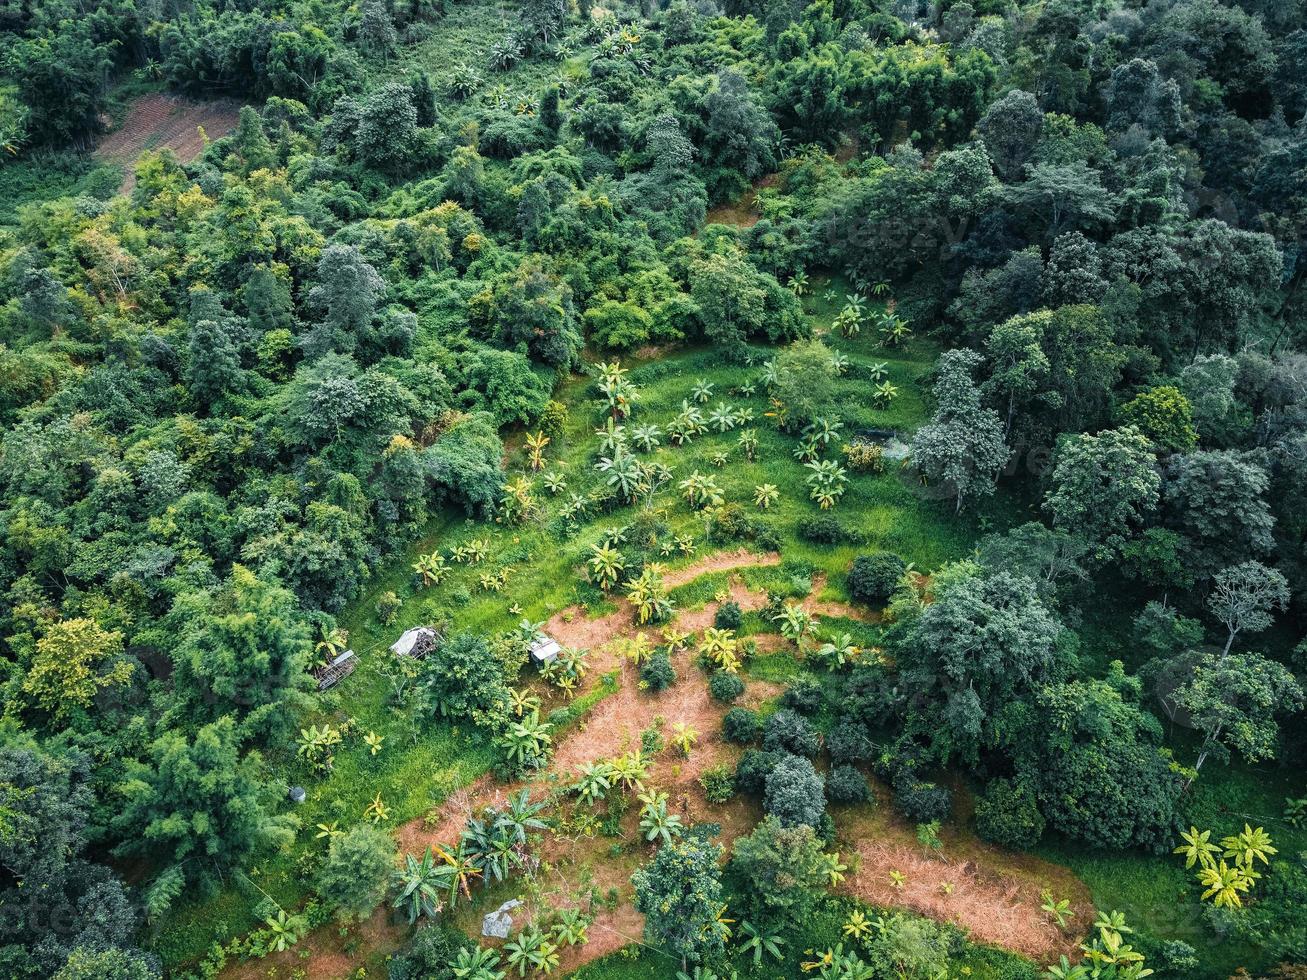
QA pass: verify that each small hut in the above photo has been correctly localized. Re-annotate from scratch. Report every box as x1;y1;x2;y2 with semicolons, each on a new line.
528;635;561;668
314;649;357;690
390;625;442;660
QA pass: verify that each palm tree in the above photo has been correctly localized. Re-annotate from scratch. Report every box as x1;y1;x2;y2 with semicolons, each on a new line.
497;790;548;844
679;470;723;510
392;848;445;923
816;632;859;668
1198;861;1255;908
708;403;737;433
1174;826;1222;870
805;458;849;510
630;423;662;452
263;910;305;952
542;469;567;494
638;791;685;845
626;567;673;624
772;603;816;651
500;711;552;771
834;307;861;338
595;418;627;455
872;380;899;407
451;945;506;980
699;626;740;672
788;269;810;295
803;416;843;449
525;431;550;471
867;361;889;382
572;761;613;804
1222;825;1277;868
738;428;759;461
509;687;541;719
870;280;890;297
596;449;641;503
740;921;786;965
670;721;697;756
412;553;447;588
691;379;714;404
552;908;589;947
588;543;625;590
432;841;484;905
315;626;349;666
753;483;780;509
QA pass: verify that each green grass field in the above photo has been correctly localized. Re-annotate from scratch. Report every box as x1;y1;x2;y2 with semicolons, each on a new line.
154;275;1004;969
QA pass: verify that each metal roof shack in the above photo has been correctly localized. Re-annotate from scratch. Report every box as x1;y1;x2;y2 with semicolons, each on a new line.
390;625;442;659
528;636;561;667
313;649;356;690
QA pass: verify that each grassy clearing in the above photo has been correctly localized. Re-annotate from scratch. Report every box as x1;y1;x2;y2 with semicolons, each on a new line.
157;274;994;969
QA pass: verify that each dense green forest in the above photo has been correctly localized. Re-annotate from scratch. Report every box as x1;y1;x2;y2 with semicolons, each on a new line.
2;0;1307;977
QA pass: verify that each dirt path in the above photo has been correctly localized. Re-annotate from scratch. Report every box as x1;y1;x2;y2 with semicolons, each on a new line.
96;93;242;192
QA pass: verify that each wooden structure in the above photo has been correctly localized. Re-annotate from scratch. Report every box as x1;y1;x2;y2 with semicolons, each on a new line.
314;649;356;690
529;635;561;667
391;625;442;660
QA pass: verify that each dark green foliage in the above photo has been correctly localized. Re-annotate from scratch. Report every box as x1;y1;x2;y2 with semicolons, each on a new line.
826;765;872;805
722;708;761;745
387;922;472;980
891;775;952;824
708;670;744;704
797;514;860;544
847;552;907;606
734;747;781;795
974;778;1046;850
713;600;743;631
762;708;820;757
632;835;726;966
698;764;735;804
779;677;824;716
418;632;512;729
317;825;396;921
826;720;875;765
728;815;828;925
763;753;825;828
640;652;676;692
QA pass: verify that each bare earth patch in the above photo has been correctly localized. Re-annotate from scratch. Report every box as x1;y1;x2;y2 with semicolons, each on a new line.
96;93;242;192
220;553;1095;978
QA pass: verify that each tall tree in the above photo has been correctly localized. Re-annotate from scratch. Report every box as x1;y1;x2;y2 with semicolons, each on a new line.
1045;426;1160;558
911;349;1008;513
632;835;727;970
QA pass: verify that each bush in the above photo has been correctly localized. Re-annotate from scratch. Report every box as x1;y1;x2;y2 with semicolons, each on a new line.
797;515;860;544
735;748;782;795
388;922;471;980
826;719;875;764
762;709;820;757
974;778;1045;850
375;590;402;624
764;753;826;828
780;677;824;715
826;765;873;805
713;600;743;631
892;775;952;823
640;652;676;691
699;764;735;803
723;707;760;744
847;552;907;606
709;670;745;703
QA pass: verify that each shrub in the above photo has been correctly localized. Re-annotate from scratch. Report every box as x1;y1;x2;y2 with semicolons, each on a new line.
640;652;676;691
826;719;875;764
847;552;907;606
723;707;760;744
388;921;472;980
713;600;743;631
826;765;873;805
842;440;884;473
780;677;824;715
764;753;826;828
708;670;745;703
892;774;952;823
317;824;396;922
762;709;820;757
699;764;735;803
735;748;782;795
375;590;402;624
974;778;1045;849
797;514;860;544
